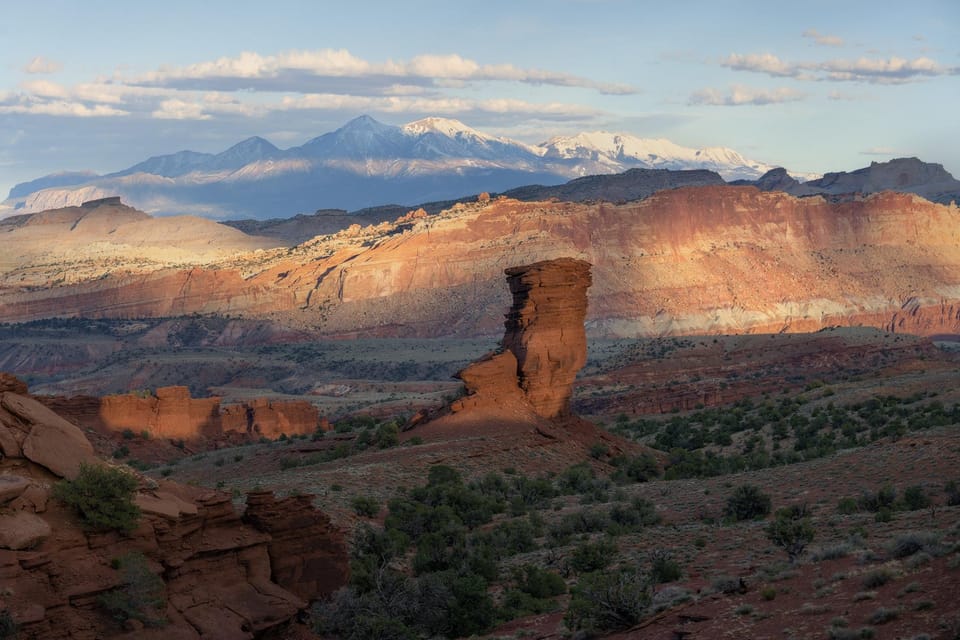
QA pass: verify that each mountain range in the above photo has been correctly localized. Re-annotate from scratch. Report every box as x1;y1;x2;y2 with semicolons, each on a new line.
2;115;784;219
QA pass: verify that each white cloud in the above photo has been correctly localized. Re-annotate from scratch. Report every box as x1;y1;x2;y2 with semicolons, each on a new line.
152;99;211;120
722;53;800;78
689;85;805;106
721;52;958;83
23;56;63;74
20;80;70;99
0;100;128;117
802;29;844;47
128;48;638;96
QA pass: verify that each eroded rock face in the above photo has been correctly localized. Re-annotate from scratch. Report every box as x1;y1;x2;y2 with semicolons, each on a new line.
0;387;96;478
96;386;324;441
243;491;351;601
0;380;350;639
221;399;325;440
502;258;592;418
449;258;593;420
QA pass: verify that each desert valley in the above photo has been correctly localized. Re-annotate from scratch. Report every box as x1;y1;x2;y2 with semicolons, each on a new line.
3;3;960;638
2;146;960;639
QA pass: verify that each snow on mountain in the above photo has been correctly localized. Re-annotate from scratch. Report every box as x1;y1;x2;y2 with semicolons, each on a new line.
4;115;798;217
293;115;410;159
539;131;775;180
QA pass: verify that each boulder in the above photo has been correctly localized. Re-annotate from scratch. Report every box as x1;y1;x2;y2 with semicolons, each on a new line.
0;475;31;504
2;392;95;478
0;511;51;550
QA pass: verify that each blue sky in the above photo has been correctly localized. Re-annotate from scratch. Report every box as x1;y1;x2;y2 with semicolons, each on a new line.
1;0;958;198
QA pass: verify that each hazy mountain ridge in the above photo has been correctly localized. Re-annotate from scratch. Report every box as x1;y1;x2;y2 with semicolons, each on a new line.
4;115;785;219
737;157;960;205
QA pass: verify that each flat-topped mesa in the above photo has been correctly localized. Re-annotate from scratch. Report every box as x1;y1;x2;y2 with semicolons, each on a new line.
502;258;592;419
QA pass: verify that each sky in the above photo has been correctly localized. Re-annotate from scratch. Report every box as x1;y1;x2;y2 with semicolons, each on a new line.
1;0;958;199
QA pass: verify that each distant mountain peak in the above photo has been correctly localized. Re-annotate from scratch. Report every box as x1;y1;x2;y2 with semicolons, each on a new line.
402;117;484;138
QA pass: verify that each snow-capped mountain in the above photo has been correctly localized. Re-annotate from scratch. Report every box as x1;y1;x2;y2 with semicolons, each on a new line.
4;115;785;219
540;131;774;180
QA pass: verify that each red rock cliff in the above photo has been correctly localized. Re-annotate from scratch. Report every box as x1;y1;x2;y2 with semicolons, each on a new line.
95;387;325;441
0;374;349;639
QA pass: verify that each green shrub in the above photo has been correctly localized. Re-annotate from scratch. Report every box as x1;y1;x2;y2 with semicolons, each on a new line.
901;485;929;511
610;452;660;484
98;552;166;627
351;495;380;518
514;564;566;599
649;550;682;584
588;443;609;459
608;497;660;534
766;504;815;562
946;480;960;506
861;569;893;589
725;485;772;521
866;607;899;624
565;567;651;632
375;422;400;449
836;497;859;514
888;531;941;558
859;485;896;513
570;539;617;573
53;463;141;533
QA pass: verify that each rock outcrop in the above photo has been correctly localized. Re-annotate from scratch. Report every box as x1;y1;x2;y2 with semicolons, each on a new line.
415;258;637;461
502;258;592;418
221;399;328;440
0;373;349;638
0;389;96;478
95;386;325;441
243;492;350;601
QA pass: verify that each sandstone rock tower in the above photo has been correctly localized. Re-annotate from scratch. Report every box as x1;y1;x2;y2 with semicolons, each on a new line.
502;258;592;418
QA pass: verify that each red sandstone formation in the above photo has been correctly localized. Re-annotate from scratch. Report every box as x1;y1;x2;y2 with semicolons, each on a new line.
243;491;350;601
5;188;960;341
415;258;637;459
221;398;328;440
503;258;592;418
0;374;349;638
93;386;324;441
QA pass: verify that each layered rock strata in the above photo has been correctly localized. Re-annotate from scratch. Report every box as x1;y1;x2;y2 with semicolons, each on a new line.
5;188;960;340
502;258;592;418
0;374;349;639
94;386;325;440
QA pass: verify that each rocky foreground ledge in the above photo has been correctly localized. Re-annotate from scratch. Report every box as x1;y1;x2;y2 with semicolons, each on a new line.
0;372;348;639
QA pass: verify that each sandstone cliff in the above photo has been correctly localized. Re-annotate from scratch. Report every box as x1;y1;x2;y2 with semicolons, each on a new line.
0;375;349;639
3;188;960;340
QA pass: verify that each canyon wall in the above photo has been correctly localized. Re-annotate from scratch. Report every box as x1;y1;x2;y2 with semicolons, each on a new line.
3;188;960;339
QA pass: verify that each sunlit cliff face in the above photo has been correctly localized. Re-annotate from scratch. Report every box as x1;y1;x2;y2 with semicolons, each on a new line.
3;189;960;339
